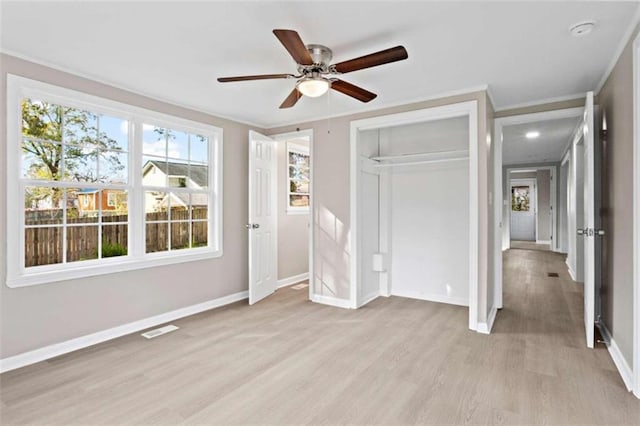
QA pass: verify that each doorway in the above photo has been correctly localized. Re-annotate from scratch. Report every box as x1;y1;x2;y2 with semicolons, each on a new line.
247;130;314;305
510;178;537;241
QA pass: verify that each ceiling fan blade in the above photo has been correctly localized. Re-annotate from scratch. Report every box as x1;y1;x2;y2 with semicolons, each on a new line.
273;29;313;65
330;79;377;103
279;88;303;109
217;74;295;83
333;46;408;74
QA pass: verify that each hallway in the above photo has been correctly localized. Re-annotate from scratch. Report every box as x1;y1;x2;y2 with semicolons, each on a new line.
1;251;639;424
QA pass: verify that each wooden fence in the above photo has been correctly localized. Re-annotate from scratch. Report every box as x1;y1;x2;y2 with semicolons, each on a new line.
24;208;208;267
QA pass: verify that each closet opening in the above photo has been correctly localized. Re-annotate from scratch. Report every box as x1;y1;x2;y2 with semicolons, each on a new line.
349;101;480;331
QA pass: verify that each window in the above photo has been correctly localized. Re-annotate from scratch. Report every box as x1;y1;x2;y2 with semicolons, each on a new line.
6;75;223;287
287;142;310;213
511;186;530;211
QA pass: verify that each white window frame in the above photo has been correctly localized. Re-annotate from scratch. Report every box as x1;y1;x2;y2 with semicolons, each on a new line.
286;142;310;214
6;75;223;287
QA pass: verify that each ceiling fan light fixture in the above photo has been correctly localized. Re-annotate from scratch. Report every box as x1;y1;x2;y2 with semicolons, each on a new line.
296;77;330;98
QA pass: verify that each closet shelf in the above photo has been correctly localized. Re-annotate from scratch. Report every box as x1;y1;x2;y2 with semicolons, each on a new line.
368;149;469;168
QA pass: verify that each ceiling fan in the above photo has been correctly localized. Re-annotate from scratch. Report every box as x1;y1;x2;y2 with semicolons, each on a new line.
217;29;408;109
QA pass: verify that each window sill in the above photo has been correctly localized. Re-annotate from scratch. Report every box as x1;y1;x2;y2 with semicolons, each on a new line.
6;248;223;288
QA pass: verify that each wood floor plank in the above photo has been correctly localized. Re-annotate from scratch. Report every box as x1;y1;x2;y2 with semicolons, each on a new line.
1;251;639;425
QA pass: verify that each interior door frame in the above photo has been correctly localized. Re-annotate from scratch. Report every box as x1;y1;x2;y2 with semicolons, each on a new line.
494;107;583;310
270;129;314;302
508;177;538;242
350;100;480;330
632;30;640;398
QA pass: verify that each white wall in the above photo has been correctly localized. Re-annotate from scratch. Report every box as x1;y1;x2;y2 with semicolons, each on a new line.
390;163;470;305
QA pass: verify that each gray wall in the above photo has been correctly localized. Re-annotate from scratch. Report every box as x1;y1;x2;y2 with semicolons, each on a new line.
276;138;309;280
0;54;264;358
597;23;639;366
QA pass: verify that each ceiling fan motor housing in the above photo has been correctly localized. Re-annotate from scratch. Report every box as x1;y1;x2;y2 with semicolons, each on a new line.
298;44;333;75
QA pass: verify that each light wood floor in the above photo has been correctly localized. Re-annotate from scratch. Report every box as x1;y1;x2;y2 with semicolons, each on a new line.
1;249;639;425
510;240;551;251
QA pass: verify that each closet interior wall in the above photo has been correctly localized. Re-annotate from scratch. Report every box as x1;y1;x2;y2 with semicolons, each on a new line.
358;116;471;307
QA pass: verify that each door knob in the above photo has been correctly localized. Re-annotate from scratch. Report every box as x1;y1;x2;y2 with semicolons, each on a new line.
577;228;585;235
596;229;605;236
246;223;260;229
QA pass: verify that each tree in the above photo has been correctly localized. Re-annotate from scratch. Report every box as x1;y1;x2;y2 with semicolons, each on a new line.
22;99;125;208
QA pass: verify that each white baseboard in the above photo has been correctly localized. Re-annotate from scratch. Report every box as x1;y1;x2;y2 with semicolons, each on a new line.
0;290;248;373
536;240;551;245
277;272;309;288
357;292;379;307
566;259;577;281
391;290;469;307
311;294;354;309
599;325;634;392
477;306;498;334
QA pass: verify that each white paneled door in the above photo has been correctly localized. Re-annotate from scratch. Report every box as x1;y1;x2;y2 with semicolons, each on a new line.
510;180;536;241
582;92;596;348
248;131;277;305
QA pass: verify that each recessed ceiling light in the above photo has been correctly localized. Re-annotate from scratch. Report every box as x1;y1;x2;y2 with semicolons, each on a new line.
570;21;596;37
526;131;540;139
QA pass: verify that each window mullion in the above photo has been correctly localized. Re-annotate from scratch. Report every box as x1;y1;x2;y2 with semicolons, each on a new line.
131;120;144;258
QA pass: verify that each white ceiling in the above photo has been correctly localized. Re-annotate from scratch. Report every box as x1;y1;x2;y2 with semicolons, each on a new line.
502;116;581;165
1;1;638;128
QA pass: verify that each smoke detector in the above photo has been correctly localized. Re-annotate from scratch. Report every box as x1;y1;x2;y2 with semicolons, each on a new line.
570;21;596;37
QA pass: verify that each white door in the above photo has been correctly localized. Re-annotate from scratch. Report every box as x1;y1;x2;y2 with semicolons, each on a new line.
510;180;536;241
582;92;596;348
248;131;277;305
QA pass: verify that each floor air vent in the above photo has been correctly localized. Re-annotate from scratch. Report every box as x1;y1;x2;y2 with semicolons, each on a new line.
141;324;179;339
547;272;559;277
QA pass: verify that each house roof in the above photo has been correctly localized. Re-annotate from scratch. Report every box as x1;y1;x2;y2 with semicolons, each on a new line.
146;160;208;187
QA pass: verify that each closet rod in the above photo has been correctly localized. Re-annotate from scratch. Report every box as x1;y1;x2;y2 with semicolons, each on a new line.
370;149;469;162
372;156;469;168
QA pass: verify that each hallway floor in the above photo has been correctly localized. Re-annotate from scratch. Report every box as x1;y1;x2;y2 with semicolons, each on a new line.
1;252;639;424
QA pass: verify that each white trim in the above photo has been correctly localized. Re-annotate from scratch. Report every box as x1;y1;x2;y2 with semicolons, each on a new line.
349;100;479;330
633;30;640;399
310;294;354;309
6;75;224;288
0;48;267;129
391;290;468;307
477;306;498;334
567;258;577;282
595;7;640;94
535;240;552;245
357;292;380;308
600;325;634;392
0;290;248;373
277;272;309;288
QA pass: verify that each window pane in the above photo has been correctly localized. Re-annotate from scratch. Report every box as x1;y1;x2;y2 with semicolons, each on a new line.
99;150;128;183
170;221;190;250
25;226;63;267
288;151;309;167
290;180;309;194
22;140;61;180
171;130;189;161
64;107;98;146
146;222;168;253
190;134;208;164
25;186;64;224
511;186;530;211
290;194;309;208
22;99;63;143
145;191;168;221
170;196;189;221
102;190;128;220
189;164;208;189
142;156;167;187
99;115;128;151
142;124;167;156
102;225;128;258
64;145;98;182
66;225;99;262
191;194;208;220
192;221;208;248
